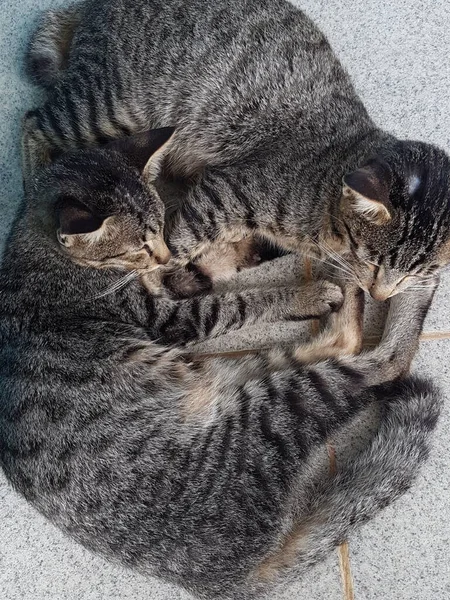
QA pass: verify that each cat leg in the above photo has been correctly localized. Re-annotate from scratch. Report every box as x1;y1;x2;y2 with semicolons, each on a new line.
294;283;364;363
148;280;343;344
162;238;263;298
295;278;438;388
192;237;263;281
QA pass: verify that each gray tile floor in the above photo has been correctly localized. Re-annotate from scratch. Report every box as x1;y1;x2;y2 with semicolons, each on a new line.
1;1;449;598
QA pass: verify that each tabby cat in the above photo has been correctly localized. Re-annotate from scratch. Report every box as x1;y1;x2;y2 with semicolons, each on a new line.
0;131;442;598
24;0;450;302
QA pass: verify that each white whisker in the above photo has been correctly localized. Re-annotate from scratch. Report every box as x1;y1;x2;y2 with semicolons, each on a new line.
94;270;139;299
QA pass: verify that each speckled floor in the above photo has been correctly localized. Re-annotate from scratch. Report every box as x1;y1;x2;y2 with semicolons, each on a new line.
1;1;449;599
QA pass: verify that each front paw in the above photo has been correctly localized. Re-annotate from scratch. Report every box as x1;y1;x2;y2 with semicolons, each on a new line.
295;280;344;317
163;265;212;299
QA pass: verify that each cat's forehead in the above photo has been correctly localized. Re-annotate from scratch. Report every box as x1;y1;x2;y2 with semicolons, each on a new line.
384;215;448;271
383;144;450;265
394;142;450;206
42;155;165;231
407;174;421;195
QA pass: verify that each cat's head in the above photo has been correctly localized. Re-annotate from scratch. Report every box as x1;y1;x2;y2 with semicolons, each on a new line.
337;140;450;300
31;128;175;273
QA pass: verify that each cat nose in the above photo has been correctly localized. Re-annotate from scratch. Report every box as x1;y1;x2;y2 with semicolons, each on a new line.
151;239;172;265
369;288;390;301
154;250;171;265
369;283;395;301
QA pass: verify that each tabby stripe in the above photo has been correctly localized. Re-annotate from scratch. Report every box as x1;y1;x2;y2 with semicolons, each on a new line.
85;84;110;144
188;422;235;505
109;54;125;102
201;179;227;214
206;208;219;236
182;204;205;242
64;92;85;145
215;417;235;471
332;361;364;388
238;387;252;433
35;112;58;148
409;227;441;271
219;172;255;226
190;425;218;481
203;297;221;336
164;447;195;507
258;404;290;463
306;368;340;423
236;295;247;327
274;196;288;232
284;372;329;449
248;463;278;519
189;298;201;332
104;84;132;137
235;388;251;475
342;220;359;250
157;304;181;336
126;435;150;463
265;378;299;461
41;107;66;147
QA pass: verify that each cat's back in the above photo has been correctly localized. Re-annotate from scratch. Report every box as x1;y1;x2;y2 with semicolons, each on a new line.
37;0;358;165
71;0;328;83
78;0;336;94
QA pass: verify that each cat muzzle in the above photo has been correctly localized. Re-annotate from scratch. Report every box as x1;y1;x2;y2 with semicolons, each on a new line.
152;240;172;265
369;284;395;301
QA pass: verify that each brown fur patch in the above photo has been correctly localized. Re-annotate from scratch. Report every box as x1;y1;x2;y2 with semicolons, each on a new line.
194;236;260;281
294;284;364;363
252;523;312;583
182;381;216;420
436;238;450;265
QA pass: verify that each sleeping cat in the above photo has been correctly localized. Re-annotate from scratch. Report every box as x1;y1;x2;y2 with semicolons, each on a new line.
17;129;343;343
24;0;450;302
0;125;442;598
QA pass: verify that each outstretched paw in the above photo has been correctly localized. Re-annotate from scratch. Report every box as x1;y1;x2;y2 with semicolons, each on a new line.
163;265;212;299
294;280;344;318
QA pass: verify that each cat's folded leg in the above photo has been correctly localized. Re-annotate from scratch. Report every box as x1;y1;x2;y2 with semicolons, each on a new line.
162;238;260;298
148;280;343;345
293;283;365;363
294;276;439;389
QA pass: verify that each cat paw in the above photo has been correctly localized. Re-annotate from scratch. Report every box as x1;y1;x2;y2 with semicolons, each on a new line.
163;265;212;299
295;280;344;317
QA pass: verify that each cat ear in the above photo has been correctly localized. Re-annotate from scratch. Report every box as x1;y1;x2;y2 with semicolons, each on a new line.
57;197;105;246
342;158;393;225
105;127;176;181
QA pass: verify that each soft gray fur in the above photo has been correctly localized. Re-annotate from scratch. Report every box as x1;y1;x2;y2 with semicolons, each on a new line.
0;145;443;598
25;0;450;303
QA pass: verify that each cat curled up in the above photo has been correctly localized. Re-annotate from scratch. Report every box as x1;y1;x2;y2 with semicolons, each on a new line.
24;0;450;301
0;140;443;598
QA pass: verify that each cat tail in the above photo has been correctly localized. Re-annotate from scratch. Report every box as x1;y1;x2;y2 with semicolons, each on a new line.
26;5;83;88
252;375;442;588
297;376;442;569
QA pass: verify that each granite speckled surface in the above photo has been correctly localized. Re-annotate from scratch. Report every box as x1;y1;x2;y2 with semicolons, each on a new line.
1;1;449;598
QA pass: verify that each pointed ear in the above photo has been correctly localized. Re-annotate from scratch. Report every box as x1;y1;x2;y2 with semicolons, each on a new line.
56;197;104;246
105;127;176;181
342;158;393;225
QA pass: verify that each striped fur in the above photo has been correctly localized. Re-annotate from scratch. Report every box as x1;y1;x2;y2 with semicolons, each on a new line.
25;0;450;300
0;148;442;598
26;5;82;88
